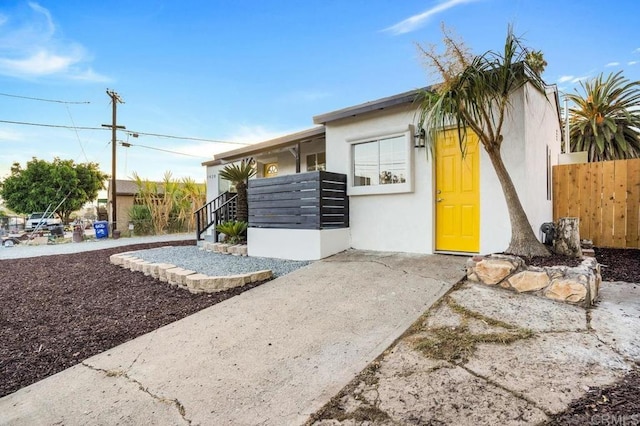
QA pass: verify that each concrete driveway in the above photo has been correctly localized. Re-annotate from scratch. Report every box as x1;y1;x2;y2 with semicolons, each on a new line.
0;250;466;425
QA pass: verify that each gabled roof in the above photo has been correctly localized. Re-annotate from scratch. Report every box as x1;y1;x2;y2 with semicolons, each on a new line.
313;87;429;125
202;126;325;167
113;179;140;196
109;179;167;196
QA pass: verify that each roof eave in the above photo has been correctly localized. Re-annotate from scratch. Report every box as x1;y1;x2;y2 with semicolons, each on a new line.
202;126;326;166
313;86;431;125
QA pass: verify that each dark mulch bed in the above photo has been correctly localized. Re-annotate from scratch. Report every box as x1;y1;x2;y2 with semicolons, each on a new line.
0;240;267;398
525;247;640;422
1;242;638;414
524;247;640;283
546;370;640;425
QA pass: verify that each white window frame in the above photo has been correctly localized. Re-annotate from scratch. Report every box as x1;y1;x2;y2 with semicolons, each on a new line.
347;125;415;196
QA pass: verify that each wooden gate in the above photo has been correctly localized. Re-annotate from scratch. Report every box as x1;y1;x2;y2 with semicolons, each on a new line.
553;158;640;248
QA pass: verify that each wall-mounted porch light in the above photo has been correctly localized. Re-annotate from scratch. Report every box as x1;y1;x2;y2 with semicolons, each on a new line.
414;128;426;148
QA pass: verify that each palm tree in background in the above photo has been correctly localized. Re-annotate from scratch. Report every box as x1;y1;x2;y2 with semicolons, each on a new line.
418;26;551;257
218;160;256;223
567;71;640;161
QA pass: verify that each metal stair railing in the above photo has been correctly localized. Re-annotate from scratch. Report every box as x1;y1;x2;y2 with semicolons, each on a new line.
194;191;238;241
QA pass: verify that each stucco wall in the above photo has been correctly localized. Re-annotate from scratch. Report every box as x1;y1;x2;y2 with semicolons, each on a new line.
325;106;434;254
523;85;561;243
477;85;560;254
325;84;560;255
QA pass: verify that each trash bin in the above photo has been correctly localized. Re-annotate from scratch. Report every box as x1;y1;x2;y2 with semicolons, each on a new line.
112;229;121;240
93;221;109;239
72;227;84;243
50;225;64;238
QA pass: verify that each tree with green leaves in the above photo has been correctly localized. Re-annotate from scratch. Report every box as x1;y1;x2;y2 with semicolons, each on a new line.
0;158;107;223
218;160;256;223
418;26;551;257
567;71;640;161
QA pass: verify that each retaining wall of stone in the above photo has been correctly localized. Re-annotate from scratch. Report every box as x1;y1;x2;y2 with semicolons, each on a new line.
466;254;600;308
109;252;271;294
199;242;248;256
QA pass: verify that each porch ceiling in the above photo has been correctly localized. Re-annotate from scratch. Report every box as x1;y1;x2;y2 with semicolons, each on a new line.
202;126;325;166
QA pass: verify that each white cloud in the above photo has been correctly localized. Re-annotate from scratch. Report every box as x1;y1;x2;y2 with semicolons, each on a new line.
605;62;620;67
629;61;638;66
383;0;480;35
635;48;640;53
0;2;109;82
0;128;23;142
557;75;574;83
571;75;590;83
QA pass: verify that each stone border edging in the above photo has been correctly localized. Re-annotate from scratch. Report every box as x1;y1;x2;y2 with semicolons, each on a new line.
466;254;601;307
199;242;248;256
109;252;272;294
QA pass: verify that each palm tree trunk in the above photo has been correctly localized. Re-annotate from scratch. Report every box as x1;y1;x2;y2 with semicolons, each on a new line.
485;146;550;257
236;182;248;223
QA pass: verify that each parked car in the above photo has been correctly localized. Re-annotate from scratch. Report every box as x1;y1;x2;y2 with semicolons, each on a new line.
25;212;63;231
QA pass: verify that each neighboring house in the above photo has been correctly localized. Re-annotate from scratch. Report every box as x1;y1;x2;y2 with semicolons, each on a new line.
202;84;562;259
106;179;141;231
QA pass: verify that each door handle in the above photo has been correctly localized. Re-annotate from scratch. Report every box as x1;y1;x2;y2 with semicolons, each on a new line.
437;198;444;202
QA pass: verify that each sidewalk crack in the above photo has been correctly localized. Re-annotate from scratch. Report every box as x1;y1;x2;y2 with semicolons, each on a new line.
81;362;192;425
460;365;553;418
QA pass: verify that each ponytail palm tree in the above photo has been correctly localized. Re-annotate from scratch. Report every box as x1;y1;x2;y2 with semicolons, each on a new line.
418;26;551;257
218;160;256;222
567;71;640;161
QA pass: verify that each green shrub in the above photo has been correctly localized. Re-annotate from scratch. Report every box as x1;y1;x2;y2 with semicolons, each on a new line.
128;205;154;236
215;220;248;244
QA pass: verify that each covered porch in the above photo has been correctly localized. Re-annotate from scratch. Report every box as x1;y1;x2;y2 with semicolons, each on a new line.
199;126;351;260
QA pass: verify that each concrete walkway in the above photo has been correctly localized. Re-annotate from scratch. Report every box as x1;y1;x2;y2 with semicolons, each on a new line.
0;233;194;259
0;250;467;425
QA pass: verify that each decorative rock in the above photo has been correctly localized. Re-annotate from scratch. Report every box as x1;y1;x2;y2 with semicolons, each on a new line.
507;270;549;293
120;256;137;269
173;269;196;286
250;270;273;282
466;254;601;308
474;259;518;285
222;275;249;289
158;264;177;282
216;243;230;254
545;279;588;304
204;277;227;292
149;263;173;279
109;254;128;265
131;259;151;273
582;248;595;258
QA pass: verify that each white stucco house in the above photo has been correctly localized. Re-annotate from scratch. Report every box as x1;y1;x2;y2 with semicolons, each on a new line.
201;84;562;260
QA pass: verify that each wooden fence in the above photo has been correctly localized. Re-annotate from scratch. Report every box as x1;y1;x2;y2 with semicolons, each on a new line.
553;158;640;248
248;170;349;229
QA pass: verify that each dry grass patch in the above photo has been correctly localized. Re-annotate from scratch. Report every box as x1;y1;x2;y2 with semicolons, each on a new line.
412;297;534;364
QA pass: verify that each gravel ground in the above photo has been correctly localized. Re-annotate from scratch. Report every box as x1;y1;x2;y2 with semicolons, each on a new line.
129;246;311;278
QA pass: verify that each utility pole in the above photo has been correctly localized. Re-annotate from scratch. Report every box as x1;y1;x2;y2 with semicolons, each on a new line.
102;90;125;232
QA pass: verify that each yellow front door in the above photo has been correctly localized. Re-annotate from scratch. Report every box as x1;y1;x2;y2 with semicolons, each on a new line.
435;128;480;253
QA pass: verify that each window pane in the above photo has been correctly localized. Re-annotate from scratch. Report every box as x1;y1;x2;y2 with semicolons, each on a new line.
379;136;406;184
353;142;378;186
306;154;316;172
317;152;326;171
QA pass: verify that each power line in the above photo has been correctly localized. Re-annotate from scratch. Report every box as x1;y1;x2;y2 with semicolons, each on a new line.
0;119;250;145
0;92;90;104
120;142;210;159
0;119;104;131
124;130;250;145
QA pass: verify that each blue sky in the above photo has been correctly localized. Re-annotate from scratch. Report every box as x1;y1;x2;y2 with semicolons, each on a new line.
0;0;638;182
